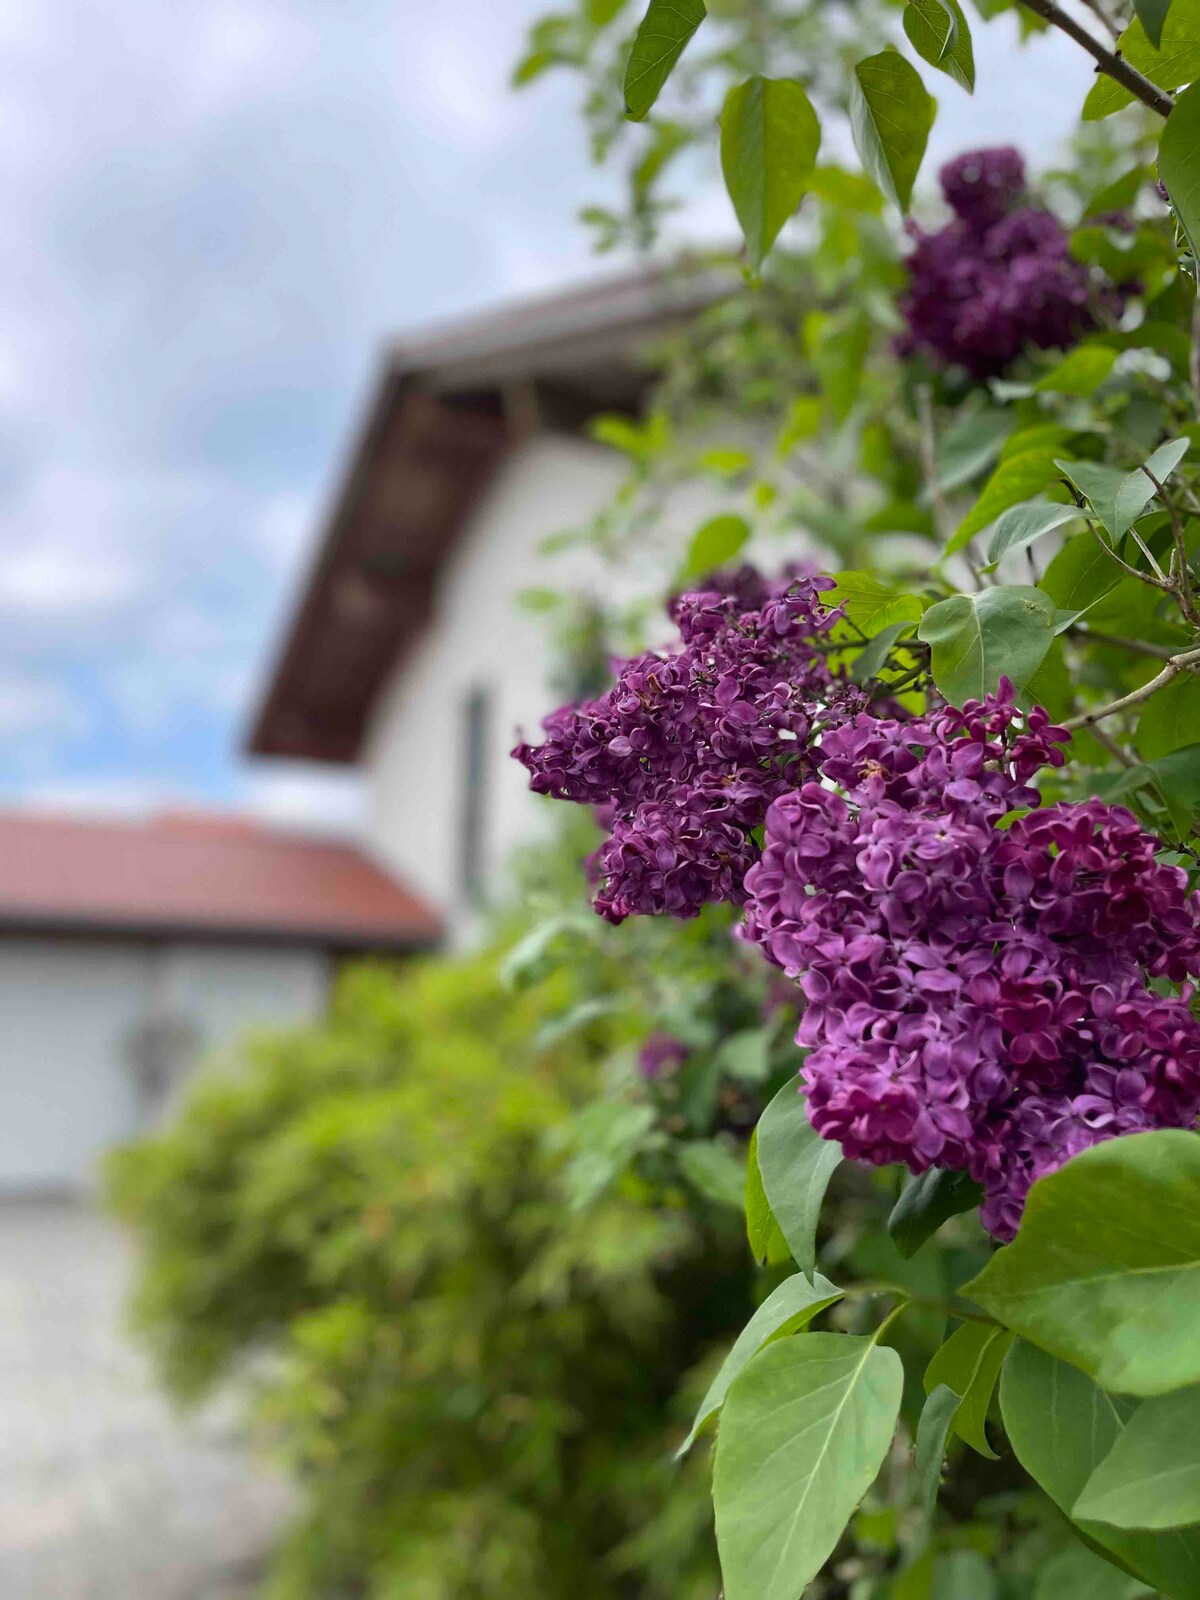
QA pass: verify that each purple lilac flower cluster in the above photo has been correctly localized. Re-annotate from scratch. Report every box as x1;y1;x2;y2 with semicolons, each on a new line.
513;570;855;923
742;682;1200;1237
637;1033;689;1079
898;147;1098;378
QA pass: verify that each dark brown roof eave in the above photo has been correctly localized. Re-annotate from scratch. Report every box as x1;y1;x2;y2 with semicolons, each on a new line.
244;263;734;766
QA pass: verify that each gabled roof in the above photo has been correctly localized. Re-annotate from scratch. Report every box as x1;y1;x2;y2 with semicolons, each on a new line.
0;810;441;949
246;263;728;766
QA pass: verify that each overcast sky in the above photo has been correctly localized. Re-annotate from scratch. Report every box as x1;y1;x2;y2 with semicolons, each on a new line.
0;0;1095;830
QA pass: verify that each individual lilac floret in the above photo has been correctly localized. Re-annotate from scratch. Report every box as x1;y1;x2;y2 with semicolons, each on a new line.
742;680;1200;1239
514;570;855;922
898;146;1099;378
637;1033;689;1080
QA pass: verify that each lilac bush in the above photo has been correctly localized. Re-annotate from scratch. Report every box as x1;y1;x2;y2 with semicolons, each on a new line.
517;569;1200;1241
898;147;1099;378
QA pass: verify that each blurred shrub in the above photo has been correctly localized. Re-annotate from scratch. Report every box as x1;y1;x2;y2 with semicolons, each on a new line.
106;945;754;1600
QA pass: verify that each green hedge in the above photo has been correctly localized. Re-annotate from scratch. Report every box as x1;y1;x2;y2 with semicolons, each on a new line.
107;950;753;1600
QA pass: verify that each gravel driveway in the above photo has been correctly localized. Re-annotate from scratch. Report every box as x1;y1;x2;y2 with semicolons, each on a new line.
0;1202;290;1600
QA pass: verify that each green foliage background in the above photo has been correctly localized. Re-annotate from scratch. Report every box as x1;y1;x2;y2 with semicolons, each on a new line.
107;919;768;1599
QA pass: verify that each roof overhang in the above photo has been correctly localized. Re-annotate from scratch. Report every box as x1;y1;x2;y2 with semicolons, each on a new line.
246;263;730;765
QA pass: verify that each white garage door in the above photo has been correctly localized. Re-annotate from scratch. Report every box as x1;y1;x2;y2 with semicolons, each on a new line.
0;940;152;1192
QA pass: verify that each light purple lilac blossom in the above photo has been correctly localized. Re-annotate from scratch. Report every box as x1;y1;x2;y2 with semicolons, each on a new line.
741;682;1200;1237
898;147;1100;378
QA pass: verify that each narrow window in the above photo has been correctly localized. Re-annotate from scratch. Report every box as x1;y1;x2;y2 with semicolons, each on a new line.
459;685;490;905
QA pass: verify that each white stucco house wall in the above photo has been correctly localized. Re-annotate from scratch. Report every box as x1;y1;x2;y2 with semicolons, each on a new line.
0;811;439;1192
249;266;729;939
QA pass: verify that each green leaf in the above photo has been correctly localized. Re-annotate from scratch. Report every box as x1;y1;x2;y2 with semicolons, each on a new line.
1161;81;1200;263
680;514;751;580
720;77;821;272
1082;0;1200;118
932;1551;998;1598
718;1027;772;1085
1001;1339;1200;1598
1145;435;1192;486
679;1273;845;1455
1034;1543;1153;1600
623;0;706;120
849;50;935;212
903;0;975;91
935;407;1014;493
913;1383;960;1522
850;620;916;685
746;1126;792;1265
985;500;1081;569
756;1079;842;1280
889;1167;982;1258
806;308;870;424
924;1322;1012;1459
965;1131;1200;1397
1056;441;1188;540
1040;530;1123;611
1136;0;1174;46
1075;1384;1200;1530
828;572;924;633
678;1139;747;1211
560;1101;657;1211
948;448;1063;555
500;914;595;990
1035;344;1119;397
713;1333;904;1600
1145;743;1200;836
917;586;1057;706
1135;673;1200;760
1084;164;1151;220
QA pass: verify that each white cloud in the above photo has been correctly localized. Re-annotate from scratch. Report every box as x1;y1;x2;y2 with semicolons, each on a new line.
0;672;87;738
240;764;365;836
16;776;179;816
0;546;135;615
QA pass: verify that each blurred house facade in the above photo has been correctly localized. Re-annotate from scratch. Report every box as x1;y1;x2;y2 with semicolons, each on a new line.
249;267;721;939
0;267;719;1196
0;811;439;1191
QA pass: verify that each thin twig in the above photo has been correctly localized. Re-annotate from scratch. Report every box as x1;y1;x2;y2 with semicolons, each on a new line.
1070;625;1177;660
1016;0;1174;116
1077;0;1122;38
1064;645;1200;731
1127;522;1170;583
1089;724;1136;768
1192;296;1200;417
1084;518;1175;591
1144;466;1200;626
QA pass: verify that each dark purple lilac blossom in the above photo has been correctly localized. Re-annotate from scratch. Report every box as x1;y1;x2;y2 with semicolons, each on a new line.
514;566;1200;1239
637;1033;689;1079
513;570;857;922
898;146;1099;378
741;681;1200;1238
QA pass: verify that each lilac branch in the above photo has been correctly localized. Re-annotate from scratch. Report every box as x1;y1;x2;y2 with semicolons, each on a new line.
1015;0;1174;117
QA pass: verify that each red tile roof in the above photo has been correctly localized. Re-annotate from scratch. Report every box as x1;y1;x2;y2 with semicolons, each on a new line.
0;810;441;949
